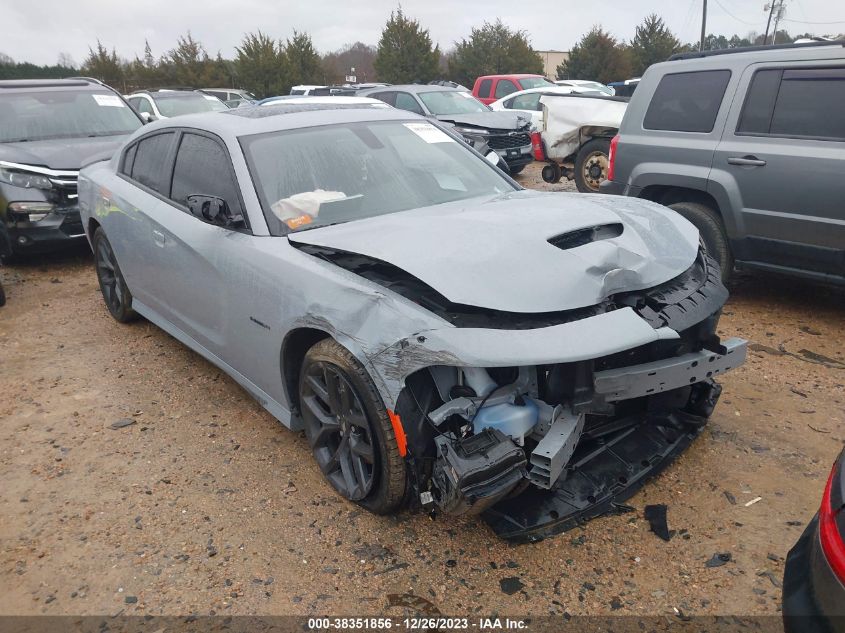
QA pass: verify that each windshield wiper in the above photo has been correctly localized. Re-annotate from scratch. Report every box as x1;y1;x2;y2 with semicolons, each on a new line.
292;221;349;233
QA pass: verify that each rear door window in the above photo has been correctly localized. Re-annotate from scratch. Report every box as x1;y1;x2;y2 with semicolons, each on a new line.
494;79;519;99
643;70;731;132
170;132;244;224
477;79;493;99
130;132;175;194
737;67;845;141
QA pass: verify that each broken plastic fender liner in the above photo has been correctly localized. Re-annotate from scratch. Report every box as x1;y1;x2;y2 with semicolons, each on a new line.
387;410;407;457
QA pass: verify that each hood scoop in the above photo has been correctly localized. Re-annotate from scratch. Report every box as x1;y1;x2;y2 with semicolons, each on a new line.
548;223;623;251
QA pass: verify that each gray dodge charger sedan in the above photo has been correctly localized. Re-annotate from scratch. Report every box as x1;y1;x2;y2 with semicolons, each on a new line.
78;100;747;540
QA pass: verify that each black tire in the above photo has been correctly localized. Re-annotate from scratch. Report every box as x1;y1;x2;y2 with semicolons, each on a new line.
667;201;733;283
508;164;525;176
299;338;407;514
92;228;138;323
574;137;611;193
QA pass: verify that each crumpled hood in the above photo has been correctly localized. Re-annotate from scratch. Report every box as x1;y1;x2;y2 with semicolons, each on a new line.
0;135;128;171
289;190;699;313
435;111;531;131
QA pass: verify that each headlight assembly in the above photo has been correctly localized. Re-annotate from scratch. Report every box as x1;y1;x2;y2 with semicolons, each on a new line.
0;165;53;190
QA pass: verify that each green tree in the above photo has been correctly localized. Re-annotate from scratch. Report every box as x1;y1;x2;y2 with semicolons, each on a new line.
82;41;125;89
235;31;287;98
374;8;440;83
285;30;324;88
448;19;543;87
630;14;682;76
557;27;632;84
162;32;212;86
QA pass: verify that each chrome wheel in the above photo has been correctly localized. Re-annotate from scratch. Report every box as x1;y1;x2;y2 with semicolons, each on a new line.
301;362;377;501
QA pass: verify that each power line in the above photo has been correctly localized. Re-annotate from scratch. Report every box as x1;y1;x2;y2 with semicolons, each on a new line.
782;17;845;24
711;0;760;26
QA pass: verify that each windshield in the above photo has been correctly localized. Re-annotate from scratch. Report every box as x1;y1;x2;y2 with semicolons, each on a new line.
0;90;141;143
241;120;516;235
418;91;489;115
519;77;555;89
153;93;228;117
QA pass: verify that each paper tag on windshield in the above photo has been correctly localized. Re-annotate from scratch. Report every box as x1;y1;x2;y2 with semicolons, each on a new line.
404;122;453;143
458;92;475;99
92;94;124;107
203;95;219;101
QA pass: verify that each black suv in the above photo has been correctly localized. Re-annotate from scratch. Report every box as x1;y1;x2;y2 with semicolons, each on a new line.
602;41;845;284
0;78;142;254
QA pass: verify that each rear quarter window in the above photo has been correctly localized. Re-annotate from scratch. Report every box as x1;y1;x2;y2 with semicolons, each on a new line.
128;132;175;194
643;70;731;133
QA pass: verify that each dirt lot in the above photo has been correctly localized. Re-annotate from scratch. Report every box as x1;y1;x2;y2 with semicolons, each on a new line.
1;164;844;618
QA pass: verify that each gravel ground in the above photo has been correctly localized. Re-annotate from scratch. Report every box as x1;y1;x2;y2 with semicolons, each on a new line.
1;163;843;618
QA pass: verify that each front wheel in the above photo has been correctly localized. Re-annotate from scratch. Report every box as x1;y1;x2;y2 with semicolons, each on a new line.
667;201;733;283
574;137;611;193
92;228;137;323
299;338;407;514
508;165;525;176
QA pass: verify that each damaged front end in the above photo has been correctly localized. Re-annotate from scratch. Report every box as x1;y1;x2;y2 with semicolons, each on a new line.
386;249;747;540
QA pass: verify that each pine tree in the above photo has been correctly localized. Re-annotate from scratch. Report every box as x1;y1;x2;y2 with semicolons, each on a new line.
448;19;544;88
374;9;440;84
557;27;633;85
630;14;682;76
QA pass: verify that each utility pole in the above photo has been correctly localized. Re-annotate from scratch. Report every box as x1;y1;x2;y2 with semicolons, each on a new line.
699;0;708;51
771;0;786;45
764;2;776;43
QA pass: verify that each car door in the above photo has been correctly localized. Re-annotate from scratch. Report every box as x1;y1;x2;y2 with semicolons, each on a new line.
143;130;253;355
112;130;179;315
713;62;845;277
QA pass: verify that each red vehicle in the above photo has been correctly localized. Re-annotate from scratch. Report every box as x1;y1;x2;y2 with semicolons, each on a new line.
472;74;554;105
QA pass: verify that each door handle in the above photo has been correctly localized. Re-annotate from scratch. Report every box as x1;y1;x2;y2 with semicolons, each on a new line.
152;230;165;246
727;156;767;167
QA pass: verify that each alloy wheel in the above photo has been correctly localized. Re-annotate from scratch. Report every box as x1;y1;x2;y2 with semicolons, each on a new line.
301;362;377;501
95;237;124;315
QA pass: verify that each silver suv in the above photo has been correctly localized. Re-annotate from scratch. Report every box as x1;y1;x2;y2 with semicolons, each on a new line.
602;41;845;284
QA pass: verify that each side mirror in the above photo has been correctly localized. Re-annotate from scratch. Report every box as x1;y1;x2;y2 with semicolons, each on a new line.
186;194;244;229
140;112;156;124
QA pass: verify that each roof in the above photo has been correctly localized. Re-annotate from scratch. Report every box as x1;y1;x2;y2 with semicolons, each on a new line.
0;78;101;90
476;74;545;79
129;101;423;141
358;84;465;95
669;39;844;61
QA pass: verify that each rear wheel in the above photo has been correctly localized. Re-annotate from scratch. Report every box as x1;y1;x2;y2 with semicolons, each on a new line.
299;338;407;514
574;137;611;193
667;201;733;282
93;228;137;323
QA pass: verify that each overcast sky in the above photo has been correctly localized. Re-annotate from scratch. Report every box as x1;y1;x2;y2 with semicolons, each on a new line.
4;0;844;66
